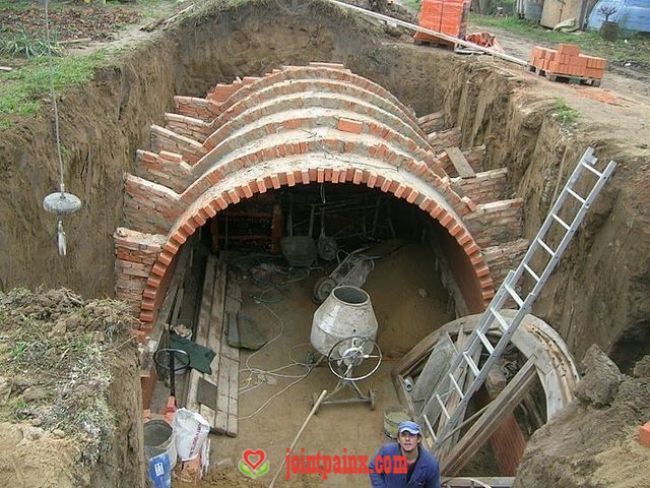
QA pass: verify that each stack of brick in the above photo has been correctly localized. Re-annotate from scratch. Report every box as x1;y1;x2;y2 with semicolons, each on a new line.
414;0;471;44
529;44;607;80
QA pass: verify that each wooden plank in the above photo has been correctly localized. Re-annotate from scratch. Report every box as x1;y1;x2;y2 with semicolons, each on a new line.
184;256;217;413
441;359;537;475
204;260;227;430
445;146;476;179
213;270;240;436
441;477;514;488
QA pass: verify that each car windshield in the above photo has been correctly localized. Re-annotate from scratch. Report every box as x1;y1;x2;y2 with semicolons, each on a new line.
626;0;648;7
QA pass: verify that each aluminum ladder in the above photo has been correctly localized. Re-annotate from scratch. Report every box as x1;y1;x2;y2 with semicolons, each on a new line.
421;147;617;453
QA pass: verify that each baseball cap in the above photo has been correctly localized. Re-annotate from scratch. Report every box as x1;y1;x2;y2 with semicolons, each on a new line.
397;420;421;436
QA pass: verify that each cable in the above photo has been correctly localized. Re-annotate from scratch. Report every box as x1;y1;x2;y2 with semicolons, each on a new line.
237;303;319;419
44;0;65;196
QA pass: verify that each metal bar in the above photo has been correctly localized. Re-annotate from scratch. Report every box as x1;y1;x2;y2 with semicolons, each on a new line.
536;238;556;257
567;188;586;204
551;213;571;231
523;264;540;282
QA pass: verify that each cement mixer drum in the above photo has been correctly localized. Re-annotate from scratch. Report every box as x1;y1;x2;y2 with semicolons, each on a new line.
310;285;378;357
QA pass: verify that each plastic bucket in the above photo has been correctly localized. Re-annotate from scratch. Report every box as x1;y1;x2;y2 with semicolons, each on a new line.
144;420;177;470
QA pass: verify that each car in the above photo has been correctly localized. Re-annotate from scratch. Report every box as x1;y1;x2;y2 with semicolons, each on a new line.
587;0;650;33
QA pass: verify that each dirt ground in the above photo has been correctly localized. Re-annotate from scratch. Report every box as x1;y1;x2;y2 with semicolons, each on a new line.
199;242;457;486
461;25;650;149
0;289;143;487
1;1;649;486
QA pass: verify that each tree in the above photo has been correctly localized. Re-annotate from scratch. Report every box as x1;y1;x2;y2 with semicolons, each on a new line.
598;5;618;23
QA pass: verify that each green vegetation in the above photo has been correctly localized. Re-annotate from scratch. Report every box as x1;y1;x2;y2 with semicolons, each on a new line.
470;14;650;66
403;0;422;11
0;31;64;58
554;97;579;126
0;52;107;128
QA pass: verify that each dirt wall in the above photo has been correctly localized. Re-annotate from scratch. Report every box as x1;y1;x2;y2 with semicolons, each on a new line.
438;58;650;362
0;40;177;298
0;0;647;363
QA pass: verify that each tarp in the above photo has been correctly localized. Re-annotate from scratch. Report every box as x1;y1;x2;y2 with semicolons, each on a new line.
587;0;650;33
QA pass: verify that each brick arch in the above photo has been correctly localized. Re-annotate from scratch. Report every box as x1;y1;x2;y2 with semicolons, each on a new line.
199;88;432;156
118;63;497;331
207;63;420;128
138;162;494;323
181;135;465;213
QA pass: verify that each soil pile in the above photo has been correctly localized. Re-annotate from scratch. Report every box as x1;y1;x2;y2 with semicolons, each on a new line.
513;346;650;488
0;288;144;487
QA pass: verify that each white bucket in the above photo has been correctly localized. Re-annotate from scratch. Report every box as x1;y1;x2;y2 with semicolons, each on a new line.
144;420;178;470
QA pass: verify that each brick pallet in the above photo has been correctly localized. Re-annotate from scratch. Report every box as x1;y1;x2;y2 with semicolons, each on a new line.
528;44;607;87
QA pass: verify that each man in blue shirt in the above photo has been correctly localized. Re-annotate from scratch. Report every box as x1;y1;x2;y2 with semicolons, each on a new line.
369;420;441;487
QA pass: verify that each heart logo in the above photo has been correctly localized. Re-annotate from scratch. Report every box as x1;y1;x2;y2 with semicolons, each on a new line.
243;449;266;471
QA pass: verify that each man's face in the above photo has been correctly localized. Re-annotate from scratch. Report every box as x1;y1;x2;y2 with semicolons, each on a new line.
398;431;421;453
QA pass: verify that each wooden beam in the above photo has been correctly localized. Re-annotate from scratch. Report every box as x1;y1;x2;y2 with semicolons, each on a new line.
442;477;515;487
445;147;476;179
440;358;537;475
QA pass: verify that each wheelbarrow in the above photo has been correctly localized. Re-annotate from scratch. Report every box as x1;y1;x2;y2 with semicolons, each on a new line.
312;249;375;303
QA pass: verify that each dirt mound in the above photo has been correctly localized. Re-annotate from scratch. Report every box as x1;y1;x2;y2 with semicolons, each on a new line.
513;346;650;488
0;288;144;487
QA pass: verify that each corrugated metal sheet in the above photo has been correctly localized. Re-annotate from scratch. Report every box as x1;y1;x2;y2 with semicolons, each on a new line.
587;0;650;33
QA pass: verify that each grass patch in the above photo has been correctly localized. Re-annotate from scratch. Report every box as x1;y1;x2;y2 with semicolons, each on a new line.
403;0;421;11
554;97;579;126
470;14;650;66
0;51;107;128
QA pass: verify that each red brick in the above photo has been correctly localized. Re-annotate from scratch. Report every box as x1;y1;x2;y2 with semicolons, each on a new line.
337;118;363;134
639;423;650;448
367;173;378;188
439;212;453;227
151;263;166;277
140;311;154;323
142;288;157;300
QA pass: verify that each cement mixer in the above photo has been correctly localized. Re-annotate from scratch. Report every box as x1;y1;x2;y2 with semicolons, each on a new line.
309;286;382;411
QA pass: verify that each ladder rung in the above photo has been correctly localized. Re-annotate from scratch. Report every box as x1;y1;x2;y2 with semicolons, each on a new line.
580;160;603;177
476;330;494;354
536;238;556;257
436;395;450;419
567;188;586;204
551;213;571;231
490;307;511;333
462;352;480;377
504;283;524;307
448;373;464;398
523;264;540;282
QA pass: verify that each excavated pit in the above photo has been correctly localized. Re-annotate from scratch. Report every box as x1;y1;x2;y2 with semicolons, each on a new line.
0;0;648;486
